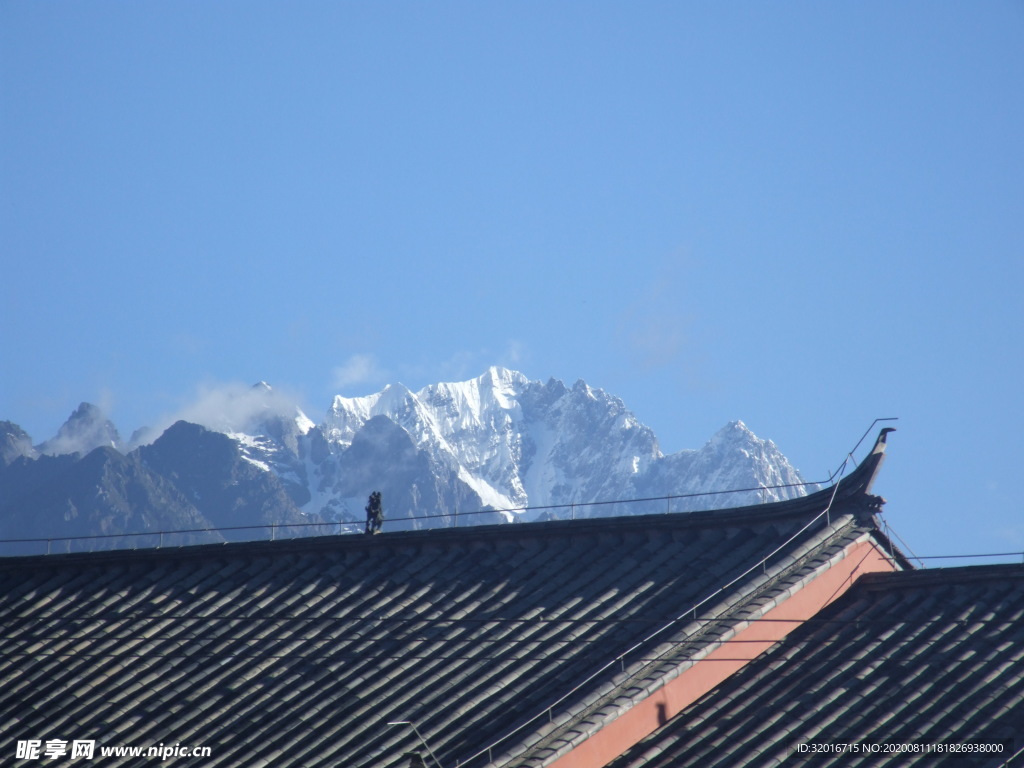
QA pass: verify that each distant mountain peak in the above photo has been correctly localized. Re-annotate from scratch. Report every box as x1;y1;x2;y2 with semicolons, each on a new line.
0;420;37;465
38;402;122;457
711;420;754;441
483;365;528;388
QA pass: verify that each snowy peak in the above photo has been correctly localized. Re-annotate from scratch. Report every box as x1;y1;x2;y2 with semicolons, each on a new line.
704;420;786;465
707;419;759;449
325;382;420;447
681;419;810;504
420;366;527;427
323;374;517;509
164;381;314;453
239;383;314;451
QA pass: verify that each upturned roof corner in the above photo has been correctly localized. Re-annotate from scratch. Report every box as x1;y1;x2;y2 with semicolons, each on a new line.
815;426;895;516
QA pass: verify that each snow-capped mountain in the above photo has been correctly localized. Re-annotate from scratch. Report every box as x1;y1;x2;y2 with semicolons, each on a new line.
311;367;811;522
0;369;815;553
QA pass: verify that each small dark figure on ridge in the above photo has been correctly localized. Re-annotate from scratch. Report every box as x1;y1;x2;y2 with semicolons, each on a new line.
365;491;383;535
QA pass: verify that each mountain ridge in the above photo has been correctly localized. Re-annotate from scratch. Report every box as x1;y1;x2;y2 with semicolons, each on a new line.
1;369;814;553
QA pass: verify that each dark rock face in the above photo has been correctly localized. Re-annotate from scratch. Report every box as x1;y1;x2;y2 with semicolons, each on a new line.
139;421;314;539
0;445;220;555
1;417;320;555
0;421;37;466
320;415;491;531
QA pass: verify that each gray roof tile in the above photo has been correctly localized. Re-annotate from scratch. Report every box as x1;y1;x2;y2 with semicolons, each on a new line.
607;564;1024;768
1;438;905;767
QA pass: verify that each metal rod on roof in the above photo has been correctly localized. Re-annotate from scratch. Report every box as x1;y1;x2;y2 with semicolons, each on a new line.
823;453;852;527
1;481;827;551
824;417;899;485
882;521;896;565
387;721;444;768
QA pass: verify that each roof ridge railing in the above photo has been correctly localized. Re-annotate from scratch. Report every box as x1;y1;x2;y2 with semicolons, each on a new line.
0;418;899;558
0;479;820;555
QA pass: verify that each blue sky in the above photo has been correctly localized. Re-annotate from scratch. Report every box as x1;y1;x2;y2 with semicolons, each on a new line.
2;2;1022;562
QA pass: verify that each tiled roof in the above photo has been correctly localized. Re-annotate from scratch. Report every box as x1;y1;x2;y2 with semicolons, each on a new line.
605;563;1024;768
0;435;902;767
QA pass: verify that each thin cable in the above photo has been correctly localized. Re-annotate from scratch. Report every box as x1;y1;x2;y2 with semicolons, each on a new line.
999;740;1024;768
880;515;926;568
0;481;826;548
0;420;901;552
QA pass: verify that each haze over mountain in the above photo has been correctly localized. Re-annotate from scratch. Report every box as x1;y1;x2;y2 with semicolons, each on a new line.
0;369;814;554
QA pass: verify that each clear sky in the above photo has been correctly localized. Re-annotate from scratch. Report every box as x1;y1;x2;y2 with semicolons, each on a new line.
2;2;1022;563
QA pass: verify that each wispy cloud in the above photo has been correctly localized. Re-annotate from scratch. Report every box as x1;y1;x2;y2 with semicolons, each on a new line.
422;341;530;386
615;262;695;370
332;354;388;391
38;402;122;456
499;339;526;368
996;523;1024;550
137;380;306;445
613;256;717;392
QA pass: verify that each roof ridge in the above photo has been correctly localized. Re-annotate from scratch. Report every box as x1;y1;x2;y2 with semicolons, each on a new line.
857;562;1024;590
0;495;854;572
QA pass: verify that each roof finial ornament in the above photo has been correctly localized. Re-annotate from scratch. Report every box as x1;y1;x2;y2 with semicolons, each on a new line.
860;426;896;495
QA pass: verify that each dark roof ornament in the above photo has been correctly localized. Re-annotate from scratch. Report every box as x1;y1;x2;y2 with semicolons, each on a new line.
809;425;897;518
863;426;895;495
853;426;896;513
